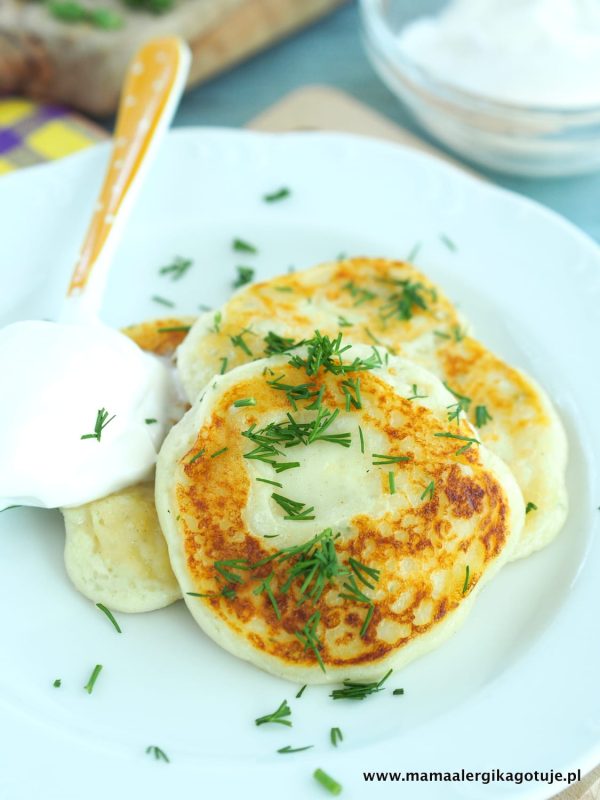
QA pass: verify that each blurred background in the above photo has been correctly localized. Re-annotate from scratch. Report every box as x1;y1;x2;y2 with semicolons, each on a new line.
1;0;600;246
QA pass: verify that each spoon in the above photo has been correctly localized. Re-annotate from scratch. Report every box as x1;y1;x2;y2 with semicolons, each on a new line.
0;37;191;511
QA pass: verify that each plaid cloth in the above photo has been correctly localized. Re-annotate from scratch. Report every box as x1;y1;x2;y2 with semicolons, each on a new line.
0;98;107;174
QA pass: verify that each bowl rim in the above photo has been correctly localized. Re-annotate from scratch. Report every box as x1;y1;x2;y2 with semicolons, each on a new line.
359;0;600;118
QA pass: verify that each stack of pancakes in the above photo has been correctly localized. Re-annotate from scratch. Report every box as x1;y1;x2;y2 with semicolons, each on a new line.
62;258;568;683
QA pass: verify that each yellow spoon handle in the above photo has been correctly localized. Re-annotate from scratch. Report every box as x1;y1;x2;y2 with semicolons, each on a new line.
66;37;190;305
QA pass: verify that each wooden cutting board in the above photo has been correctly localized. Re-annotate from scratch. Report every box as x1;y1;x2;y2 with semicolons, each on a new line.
0;0;345;115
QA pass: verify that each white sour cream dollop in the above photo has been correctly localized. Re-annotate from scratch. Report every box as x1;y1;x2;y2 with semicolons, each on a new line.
397;0;600;108
0;321;177;511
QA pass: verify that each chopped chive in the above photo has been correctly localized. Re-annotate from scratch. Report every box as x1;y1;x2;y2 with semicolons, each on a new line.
233;265;255;288
421;480;435;501
434;330;451;340
219;357;228;374
230;329;253;356
274;286;294;293
255;699;292;727
358;425;365;454
407;383;427;401
232;238;257;254
210;447;228;459
263;187;291;203
372;454;410;465
189;449;205;464
337;316;353;328
53;679;61;688
295;611;326;672
330;668;392;700
526;502;538;514
462;565;470;594
296;684;307;699
83;664;103;695
80;408;115;443
440;233;457;252
434;433;479;444
271;493;315;521
330;727;343;747
393;688;405;696
159;255;193;281
364;327;383;346
145;418;157;425
95;603;121;633
313;768;342;795
233;397;256;408
277;744;313;754
211;311;222;333
388;471;395;494
145;745;170;763
151;295;174;307
256;477;283;488
156;325;191;333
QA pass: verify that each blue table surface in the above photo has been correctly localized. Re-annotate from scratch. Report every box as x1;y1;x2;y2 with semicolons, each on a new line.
168;2;600;245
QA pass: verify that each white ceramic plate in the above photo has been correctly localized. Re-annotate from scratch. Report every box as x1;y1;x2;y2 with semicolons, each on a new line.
1;130;599;800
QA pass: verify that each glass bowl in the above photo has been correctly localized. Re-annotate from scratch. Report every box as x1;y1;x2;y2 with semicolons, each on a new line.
359;0;600;177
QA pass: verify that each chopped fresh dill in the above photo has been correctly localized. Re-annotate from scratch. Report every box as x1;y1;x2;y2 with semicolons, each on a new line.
271;493;315;521
263;187;291;203
421;480;435;501
440;233;457;252
159;256;192;281
341;377;362;410
267;375;318;410
233;265;255;288
189;449;205;464
145;418;157;425
330;727;343;747
358;425;365;454
462;565;470;594
232;238;257;254
295;611;325;672
372;453;410;465
255;699;292;727
277;744;313;754
230;329;253;356
379;278;430;322
80;408;115;443
210;447;228;458
53;679;61;688
219;357;228;374
151;295;174;307
252;573;281;619
363;327;383;346
288;331;382;377
338;576;375;637
393;688;405;696
444;382;472;414
296;684;307;699
233;397;256;408
83;664;103;695
407;384;427;401
313;769;342;796
263;331;302;356
343;280;376;307
95;603;121;633
146;745;170;763
388;471;395;495
526;502;538;514
330;668;392;700
475;405;493;428
211;311;222;333
452;325;467;342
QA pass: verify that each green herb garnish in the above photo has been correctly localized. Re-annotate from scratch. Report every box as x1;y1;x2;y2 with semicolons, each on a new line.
421;480;435;501
255;699;292;727
53;679;61;688
343;280;376;307
263;187;291;203
372;453;410;466
233;397;256;408
277;744;313;754
252;573;281;619
189;449;205;464
407;241;422;262
526;502;538;514
145;418;157;425
233;266;255;288
219;357;228;374
156;325;191;333
358;425;365;454
151;295;174;307
83;664;103;695
232;238;257;254
440;233;457;252
230;329;253;356
393;688;405;696
475;405;493;428
379;278;430;322
256;477;283;488
296;684;307;699
145;745;170;763
271;493;315;521
462;565;470;594
388;471;395;495
210;447;228;458
96;603;121;633
330;668;392;700
330;727;343;747
159;255;192;281
295;611;325;672
313;769;342;796
81;408;115;442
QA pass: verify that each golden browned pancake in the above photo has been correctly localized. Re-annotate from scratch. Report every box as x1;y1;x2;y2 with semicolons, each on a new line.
157;342;524;683
61;318;193;613
177;259;567;559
